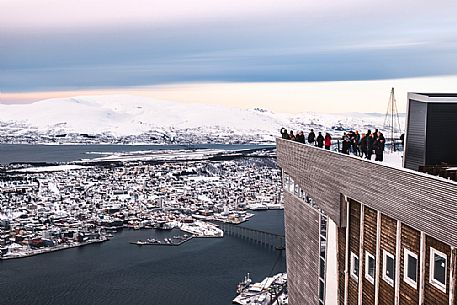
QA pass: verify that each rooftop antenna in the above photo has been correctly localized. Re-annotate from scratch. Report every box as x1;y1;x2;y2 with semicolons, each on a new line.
383;87;402;151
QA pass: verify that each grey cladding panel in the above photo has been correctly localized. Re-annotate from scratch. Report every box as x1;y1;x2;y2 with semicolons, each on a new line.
404;99;427;170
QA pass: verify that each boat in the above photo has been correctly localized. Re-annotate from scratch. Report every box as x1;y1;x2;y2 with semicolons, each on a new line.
232;273;288;305
236;273;252;294
134;240;148;245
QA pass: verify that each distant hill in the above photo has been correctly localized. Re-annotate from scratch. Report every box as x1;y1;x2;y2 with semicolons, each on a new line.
0;95;404;144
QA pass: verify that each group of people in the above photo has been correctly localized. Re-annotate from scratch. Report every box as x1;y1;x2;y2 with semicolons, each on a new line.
280;127;386;162
340;129;386;161
281;128;332;150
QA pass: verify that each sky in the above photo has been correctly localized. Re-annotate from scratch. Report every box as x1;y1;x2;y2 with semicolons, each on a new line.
1;0;457;112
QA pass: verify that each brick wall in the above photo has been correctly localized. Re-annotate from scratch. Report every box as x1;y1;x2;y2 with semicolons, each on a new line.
378;214;396;305
348;199;360;305
399;224;420;304
283;192;320;305
362;206;377;304
337;227;346;305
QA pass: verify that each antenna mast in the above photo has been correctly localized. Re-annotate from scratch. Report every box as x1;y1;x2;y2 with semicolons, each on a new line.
383;88;402;151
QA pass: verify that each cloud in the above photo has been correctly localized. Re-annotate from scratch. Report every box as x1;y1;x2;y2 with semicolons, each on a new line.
3;0;457;31
1;0;457;92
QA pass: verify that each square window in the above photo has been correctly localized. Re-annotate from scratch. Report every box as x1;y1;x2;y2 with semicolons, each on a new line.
350;252;359;281
365;252;375;284
383;250;395;286
404;248;418;288
430;248;447;293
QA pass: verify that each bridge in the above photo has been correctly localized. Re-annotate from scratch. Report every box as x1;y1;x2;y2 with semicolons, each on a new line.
218;222;286;252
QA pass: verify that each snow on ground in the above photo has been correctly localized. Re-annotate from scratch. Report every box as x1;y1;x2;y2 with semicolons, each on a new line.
0;94;404;141
382;151;404;168
15;165;88;173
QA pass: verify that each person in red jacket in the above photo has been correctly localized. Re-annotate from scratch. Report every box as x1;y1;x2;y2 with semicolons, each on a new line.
324;133;332;150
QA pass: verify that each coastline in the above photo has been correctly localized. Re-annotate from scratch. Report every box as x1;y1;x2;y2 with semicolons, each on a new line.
0;238;108;261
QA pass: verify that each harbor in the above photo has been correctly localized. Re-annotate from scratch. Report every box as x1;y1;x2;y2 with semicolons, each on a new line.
0;147;281;260
0;210;286;305
0;238;108;260
0;145;286;304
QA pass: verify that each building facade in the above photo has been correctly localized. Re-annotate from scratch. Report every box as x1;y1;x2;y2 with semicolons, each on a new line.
277;139;457;305
404;93;457;171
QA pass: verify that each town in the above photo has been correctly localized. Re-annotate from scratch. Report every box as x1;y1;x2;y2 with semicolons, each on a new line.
0;153;282;260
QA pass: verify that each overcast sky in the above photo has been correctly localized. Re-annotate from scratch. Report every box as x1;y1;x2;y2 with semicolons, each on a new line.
1;0;457;111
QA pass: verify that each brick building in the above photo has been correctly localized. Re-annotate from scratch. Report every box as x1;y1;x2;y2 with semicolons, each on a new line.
277;93;457;305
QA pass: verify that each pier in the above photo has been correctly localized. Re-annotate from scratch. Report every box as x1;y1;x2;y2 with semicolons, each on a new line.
129;236;193;247
218;223;285;252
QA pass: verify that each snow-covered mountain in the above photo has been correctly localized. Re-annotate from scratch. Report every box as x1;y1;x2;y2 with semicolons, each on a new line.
0;95;400;144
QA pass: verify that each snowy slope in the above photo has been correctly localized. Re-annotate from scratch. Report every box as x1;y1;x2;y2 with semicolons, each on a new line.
0;95;403;144
0;95;286;135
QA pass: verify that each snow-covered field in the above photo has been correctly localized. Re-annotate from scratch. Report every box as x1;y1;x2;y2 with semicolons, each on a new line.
0;94;404;144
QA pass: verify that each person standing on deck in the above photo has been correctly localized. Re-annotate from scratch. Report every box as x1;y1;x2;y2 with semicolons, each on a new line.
373;128;379;140
281;128;289;139
307;129;315;145
341;135;351;154
289;130;296;141
296;131;305;143
374;131;385;161
324;133;332;150
353;130;361;156
316;132;324;148
367;133;375;160
360;133;367;158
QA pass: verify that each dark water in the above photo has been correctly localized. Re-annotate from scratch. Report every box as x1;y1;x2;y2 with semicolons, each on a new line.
0;211;285;305
0;144;275;165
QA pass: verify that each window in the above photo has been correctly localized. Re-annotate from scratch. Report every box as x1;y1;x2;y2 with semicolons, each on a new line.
430;248;447;292
383;250;395;286
404;248;418;288
350;252;359;281
320;236;326;258
320;257;325;279
282;173;288;188
320;216;327;237
365;252;375;284
319;278;325;301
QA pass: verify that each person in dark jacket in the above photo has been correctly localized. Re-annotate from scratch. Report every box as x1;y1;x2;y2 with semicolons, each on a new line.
341;135;351;154
374;132;385;161
289;130;296;141
353;130;360;156
324;133;331;150
366;133;374;160
316;132;324;148
281;128;289;139
360;133;367;158
296;131;305;143
373;128;379;140
307;129;315;145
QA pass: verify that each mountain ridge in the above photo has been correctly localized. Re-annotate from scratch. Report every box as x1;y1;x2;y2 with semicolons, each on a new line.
0;94;396;144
